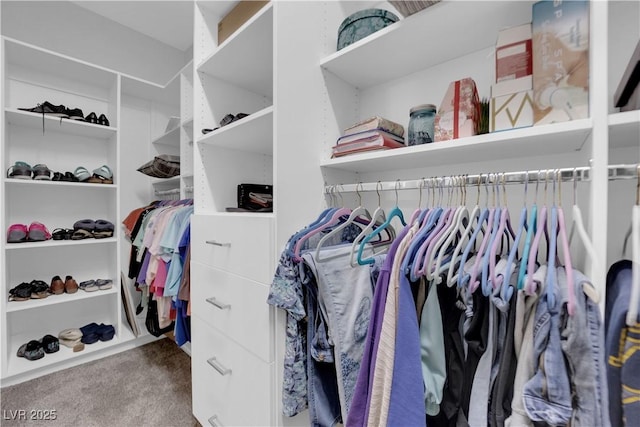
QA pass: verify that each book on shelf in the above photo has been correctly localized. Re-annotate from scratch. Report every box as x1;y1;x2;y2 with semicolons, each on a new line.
343;116;405;138
337;129;405;145
331;132;406;158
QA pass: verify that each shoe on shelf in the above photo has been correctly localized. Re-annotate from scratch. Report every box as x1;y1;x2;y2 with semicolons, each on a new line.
52;171;64;181
50;276;65;295
51;228;73;240
97;324;115;341
17;340;45;361
98;114;110;126
27;222;51;241
87;165;113;184
40;335;60;354
6;161;32;180
74;166;91;182
65;107;85;121
18;101;69;118
80;322;101;344
29;280;49;299
85;112;98;124
93;220;114;239
64;275;79;294
79;280;98;292
7;223;28;243
9;282;34;301
58;328;83;349
32;164;52;181
96;279;113;290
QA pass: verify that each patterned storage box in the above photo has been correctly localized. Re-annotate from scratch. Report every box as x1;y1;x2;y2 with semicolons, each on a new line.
337;9;399;51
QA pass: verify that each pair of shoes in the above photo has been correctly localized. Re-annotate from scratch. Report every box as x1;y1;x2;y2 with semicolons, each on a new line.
201;112;250;134
16;335;59;361
75;165;113;184
6;162;52;180
8;280;50;301
16;335;59;360
71;219;114;239
52;171;79;182
80;323;115;344
58;328;84;352
18;102;87;121
85;112;110;126
79;279;113;292
49;275;78;295
51;228;74;240
6;222;51;243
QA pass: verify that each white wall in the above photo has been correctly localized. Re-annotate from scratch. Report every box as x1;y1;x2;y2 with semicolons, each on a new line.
1;1;187;85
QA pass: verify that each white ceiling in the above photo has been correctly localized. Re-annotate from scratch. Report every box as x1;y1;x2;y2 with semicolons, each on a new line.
71;1;196;51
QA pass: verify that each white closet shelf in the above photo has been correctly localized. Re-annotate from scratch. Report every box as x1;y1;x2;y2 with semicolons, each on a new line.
609;110;640;149
4;179;118;190
321;119;592;173
6;287;118;313
197;106;273;155
151;126;180;147
5;38;116;90
208;212;275;219
320;1;532;89
7;332;130;377
5;109;117;139
5;237;117;251
197;3;273;98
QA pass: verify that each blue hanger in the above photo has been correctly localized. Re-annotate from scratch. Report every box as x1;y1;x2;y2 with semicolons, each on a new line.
501;205;527;301
457;207;489;289
286;207;335;257
357;181;407;265
481;208;502;296
404;208;442;281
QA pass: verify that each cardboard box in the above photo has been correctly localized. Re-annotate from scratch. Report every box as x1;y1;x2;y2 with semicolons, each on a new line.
532;0;589;125
614;39;640;112
491;77;534;132
496;23;532;83
434;78;480;141
218;1;270;45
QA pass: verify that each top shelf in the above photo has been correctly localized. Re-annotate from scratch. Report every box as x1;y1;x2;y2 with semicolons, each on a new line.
4;109;117;139
320;1;533;89
197;3;273;98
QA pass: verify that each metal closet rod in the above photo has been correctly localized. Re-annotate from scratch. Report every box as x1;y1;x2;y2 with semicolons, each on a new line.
324;164;640;194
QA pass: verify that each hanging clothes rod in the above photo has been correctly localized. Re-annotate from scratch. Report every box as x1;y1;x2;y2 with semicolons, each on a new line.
324;164;640;194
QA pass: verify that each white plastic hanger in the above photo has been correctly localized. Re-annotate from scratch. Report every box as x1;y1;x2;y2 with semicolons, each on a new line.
349;182;387;267
567;168;600;303
315;182;374;262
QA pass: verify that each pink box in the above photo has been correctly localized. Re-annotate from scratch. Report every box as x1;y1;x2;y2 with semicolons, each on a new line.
435;78;480;141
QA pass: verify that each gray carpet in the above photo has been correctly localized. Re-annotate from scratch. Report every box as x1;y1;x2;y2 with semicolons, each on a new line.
0;338;198;427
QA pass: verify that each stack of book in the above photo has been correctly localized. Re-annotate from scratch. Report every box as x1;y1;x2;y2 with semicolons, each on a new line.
331;116;406;158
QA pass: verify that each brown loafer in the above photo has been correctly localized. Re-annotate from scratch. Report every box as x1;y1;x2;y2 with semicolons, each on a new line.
64;275;79;294
50;275;65;295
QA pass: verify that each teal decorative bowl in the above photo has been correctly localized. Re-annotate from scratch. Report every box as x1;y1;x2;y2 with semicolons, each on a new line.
337;9;399;51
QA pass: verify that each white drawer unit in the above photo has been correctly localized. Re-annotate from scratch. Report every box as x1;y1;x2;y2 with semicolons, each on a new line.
191;214;274;284
191;261;272;362
191;318;273;427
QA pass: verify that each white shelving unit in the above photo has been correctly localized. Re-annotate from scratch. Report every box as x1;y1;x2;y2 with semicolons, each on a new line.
1;37;126;382
191;2;275;426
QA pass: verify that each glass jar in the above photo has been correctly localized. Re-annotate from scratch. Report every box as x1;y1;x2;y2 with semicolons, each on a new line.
408;104;436;145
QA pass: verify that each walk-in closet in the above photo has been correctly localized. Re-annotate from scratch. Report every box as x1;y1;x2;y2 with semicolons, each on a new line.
1;1;639;426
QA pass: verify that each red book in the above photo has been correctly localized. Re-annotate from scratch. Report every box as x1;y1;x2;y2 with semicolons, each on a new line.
331;132;405;158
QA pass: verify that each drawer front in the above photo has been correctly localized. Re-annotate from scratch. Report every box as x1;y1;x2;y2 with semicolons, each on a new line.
191;319;272;427
191;261;272;362
191;214;274;283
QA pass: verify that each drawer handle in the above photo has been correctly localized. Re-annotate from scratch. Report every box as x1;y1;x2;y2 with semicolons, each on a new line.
208;415;224;426
207;357;232;376
206;240;231;247
206;297;230;310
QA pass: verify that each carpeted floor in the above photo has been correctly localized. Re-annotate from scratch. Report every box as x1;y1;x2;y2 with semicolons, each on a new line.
0;339;198;427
